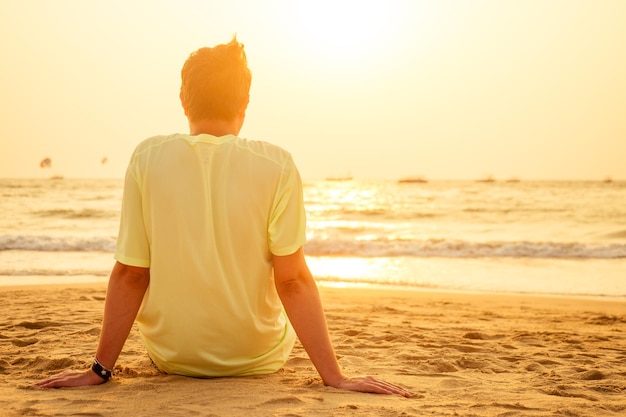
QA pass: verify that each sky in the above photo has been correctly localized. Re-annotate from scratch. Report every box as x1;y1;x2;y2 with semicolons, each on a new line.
1;0;625;181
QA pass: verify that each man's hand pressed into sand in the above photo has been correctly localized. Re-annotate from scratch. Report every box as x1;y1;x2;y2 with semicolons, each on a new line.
34;369;105;389
333;376;412;397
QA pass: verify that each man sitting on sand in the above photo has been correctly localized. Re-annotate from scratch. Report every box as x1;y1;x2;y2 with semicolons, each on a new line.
35;37;410;398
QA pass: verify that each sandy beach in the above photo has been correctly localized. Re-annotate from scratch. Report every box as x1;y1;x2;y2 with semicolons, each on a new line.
1;283;624;416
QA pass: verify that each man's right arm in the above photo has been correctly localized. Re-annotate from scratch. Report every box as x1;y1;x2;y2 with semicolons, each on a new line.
35;261;149;388
95;261;150;371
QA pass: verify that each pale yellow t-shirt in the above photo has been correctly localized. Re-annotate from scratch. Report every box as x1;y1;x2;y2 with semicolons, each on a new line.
114;133;306;377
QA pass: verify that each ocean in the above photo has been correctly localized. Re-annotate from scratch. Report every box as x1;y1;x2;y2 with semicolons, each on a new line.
1;178;625;300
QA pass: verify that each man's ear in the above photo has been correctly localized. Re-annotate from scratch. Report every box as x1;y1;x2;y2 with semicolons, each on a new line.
239;94;250;116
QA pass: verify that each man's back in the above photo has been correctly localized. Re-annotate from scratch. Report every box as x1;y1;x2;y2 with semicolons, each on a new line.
114;133;306;376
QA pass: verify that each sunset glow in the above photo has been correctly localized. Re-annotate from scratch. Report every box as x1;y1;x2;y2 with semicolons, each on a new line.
1;1;624;181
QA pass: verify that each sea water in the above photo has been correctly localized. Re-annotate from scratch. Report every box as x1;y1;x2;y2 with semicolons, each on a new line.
1;178;624;300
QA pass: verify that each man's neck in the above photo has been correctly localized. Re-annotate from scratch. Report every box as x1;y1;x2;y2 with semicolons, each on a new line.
188;118;241;137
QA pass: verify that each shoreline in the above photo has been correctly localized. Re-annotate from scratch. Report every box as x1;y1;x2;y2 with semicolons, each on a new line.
1;276;625;304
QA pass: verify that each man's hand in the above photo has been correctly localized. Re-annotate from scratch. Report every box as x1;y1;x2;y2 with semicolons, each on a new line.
332;375;412;398
34;369;105;389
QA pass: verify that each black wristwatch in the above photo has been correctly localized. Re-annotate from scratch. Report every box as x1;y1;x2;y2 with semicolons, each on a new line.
91;357;113;382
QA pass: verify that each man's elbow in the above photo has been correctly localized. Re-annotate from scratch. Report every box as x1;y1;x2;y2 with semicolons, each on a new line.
275;272;315;299
113;261;150;288
276;276;304;297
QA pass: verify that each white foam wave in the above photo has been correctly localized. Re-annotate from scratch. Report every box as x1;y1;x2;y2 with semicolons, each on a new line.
0;268;109;277
2;234;624;260
0;234;116;252
304;238;626;259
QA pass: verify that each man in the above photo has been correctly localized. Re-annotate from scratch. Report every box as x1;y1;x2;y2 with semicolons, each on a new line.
35;37;410;397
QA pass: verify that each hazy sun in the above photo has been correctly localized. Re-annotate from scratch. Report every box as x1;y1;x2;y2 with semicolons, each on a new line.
287;1;394;72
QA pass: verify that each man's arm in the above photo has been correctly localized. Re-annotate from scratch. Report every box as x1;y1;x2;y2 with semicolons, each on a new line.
273;248;411;397
35;261;149;388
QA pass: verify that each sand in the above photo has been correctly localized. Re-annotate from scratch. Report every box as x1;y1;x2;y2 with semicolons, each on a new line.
1;283;625;417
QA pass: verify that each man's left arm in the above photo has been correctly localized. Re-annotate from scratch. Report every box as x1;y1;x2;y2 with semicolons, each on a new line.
273;248;411;397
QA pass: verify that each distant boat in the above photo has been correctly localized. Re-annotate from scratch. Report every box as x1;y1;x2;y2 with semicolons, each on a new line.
476;175;496;183
50;175;64;180
505;177;521;183
398;176;428;184
603;176;613;183
325;175;353;181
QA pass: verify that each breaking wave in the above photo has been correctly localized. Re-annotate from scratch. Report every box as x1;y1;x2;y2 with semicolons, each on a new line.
304;237;626;259
0;235;116;252
2;234;625;260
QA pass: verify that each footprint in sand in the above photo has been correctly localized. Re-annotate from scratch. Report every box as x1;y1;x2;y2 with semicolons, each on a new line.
585;314;625;325
578;369;606;380
525;362;547;372
449;344;483;353
513;335;545;347
260;396;305;406
11;338;38;347
463;332;505;340
16;321;62;330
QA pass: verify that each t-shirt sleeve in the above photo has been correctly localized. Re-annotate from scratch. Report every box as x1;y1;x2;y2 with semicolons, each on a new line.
268;155;307;256
114;158;151;267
